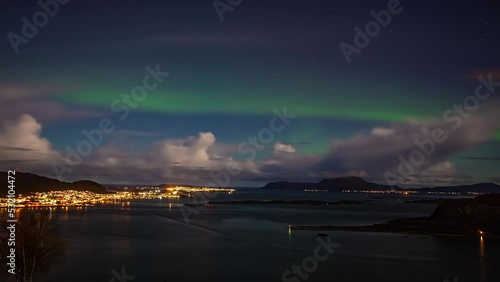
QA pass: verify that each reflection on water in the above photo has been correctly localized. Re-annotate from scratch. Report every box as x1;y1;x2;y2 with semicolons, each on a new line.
480;236;485;260
63;206;69;221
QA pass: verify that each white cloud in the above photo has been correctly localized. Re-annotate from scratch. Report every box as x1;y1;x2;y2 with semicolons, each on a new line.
371;127;396;137
273;142;296;153
0;114;64;168
75;131;258;183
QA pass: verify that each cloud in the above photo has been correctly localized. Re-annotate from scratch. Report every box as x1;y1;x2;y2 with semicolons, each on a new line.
400;161;457;187
371;127;396;137
256;100;499;184
273;142;296;153
153;132;216;167
0;82;61;101
319;99;500;182
315;115;497;183
0;114;65;171
0;83;102;123
0;100;102;123
64;131;258;184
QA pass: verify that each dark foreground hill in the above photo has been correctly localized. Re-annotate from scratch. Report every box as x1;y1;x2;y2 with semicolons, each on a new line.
291;194;500;236
1;171;108;196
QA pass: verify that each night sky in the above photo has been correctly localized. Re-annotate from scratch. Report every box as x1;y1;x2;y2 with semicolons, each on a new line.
0;0;499;186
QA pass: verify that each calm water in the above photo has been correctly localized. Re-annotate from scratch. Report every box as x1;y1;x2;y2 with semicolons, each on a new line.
6;190;500;282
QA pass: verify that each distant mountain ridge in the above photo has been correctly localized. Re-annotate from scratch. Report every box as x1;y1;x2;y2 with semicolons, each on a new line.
317;176;394;191
1;171;108;196
261;177;398;191
261;176;500;194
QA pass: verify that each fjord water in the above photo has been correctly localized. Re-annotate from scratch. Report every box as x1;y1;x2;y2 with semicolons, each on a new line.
27;190;499;282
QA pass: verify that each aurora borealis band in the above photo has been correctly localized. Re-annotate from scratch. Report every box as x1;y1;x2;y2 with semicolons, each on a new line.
0;0;499;185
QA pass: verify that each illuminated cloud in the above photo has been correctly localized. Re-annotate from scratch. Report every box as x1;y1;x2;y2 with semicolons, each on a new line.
273;142;296;153
0;114;64;170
